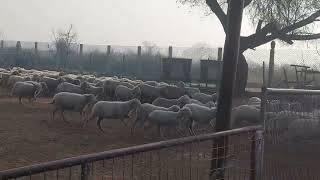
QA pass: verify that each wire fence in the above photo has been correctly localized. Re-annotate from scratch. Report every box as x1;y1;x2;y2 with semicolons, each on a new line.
0;126;263;180
2;40;320;90
262;88;320;179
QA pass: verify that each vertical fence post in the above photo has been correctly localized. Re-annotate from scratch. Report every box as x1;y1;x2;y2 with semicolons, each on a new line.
210;0;244;179
137;46;141;56
250;130;264;180
107;45;111;55
0;40;4;49
250;132;257;180
80;44;83;56
122;54;126;77
81;163;89;180
34;42;38;55
263;61;265;86
268;41;275;87
218;47;223;61
260;87;267;130
16;41;21;53
168;46;173;58
256;130;264;180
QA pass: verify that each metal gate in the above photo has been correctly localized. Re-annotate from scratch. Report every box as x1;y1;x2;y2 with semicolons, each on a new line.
262;88;320;179
0;126;263;180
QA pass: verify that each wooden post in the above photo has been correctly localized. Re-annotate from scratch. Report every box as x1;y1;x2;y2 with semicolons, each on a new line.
34;42;38;55
107;45;111;55
80;44;83;56
137;46;141;56
0;40;4;48
16;41;21;53
218;47;223;61
210;0;244;179
168;46;173;58
268;41;275;87
263;61;265;86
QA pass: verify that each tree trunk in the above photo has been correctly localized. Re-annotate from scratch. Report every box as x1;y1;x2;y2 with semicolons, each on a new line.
234;53;248;97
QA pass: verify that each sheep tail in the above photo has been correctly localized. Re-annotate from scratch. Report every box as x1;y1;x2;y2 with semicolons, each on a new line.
48;99;55;104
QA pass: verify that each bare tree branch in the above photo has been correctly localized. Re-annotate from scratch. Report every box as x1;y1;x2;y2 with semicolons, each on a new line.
206;0;227;33
285;33;320;41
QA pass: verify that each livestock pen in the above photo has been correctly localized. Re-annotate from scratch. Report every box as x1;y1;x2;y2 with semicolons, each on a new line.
262;87;320;179
0;126;263;180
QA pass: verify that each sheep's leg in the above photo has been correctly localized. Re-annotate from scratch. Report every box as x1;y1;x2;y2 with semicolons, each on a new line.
79;111;83;122
52;108;58;121
82;113;94;128
18;97;22;104
131;120;138;135
209;121;215;130
158;126;166;139
97;117;105;133
175;127;185;137
61;111;72;126
120;118;128;127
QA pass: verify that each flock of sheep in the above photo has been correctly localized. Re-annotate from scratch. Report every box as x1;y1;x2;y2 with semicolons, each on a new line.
0;67;272;138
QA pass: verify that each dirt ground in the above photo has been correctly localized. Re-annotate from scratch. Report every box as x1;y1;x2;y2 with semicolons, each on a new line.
0;96;171;171
0;86;246;171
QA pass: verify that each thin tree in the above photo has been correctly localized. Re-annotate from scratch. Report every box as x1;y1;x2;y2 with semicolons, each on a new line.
178;0;320;96
52;24;77;69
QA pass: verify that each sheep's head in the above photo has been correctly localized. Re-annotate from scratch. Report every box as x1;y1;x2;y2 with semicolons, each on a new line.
24;76;32;81
177;95;190;107
84;94;98;106
176;81;185;88
80;81;89;91
129;99;141;110
132;86;141;99
168;105;180;112
177;107;192;128
35;82;49;98
212;93;218;102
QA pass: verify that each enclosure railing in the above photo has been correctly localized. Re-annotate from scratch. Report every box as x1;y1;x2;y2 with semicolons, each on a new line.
261;87;320;179
0;126;263;180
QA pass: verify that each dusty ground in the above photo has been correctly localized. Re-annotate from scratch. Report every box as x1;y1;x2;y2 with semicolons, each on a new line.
0;85;246;171
0;96;170;170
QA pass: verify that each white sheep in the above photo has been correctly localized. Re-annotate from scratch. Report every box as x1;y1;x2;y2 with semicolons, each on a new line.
185;87;200;97
50;92;97;125
138;83;164;103
231;105;261;129
103;79;121;99
55;82;87;94
87;99;141;132
286;118;320;152
152;95;190;108
11;81;48;104
161;85;188;99
191;92;215;104
85;84;103;96
7;75;25;88
40;76;63;95
115;85;141;101
131;103;180;133
184;104;217;135
119;81;135;89
144;81;159;86
248;97;261;106
147;107;192;138
185;97;216;108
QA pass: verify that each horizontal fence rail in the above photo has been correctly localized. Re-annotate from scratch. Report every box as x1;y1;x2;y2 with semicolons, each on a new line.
262;87;320;179
0;126;263;180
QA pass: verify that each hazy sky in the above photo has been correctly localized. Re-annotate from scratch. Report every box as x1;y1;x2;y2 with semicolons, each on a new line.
1;0;257;47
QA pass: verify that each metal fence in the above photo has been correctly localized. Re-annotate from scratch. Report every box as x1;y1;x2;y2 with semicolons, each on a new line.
0;126;263;180
261;87;320;179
